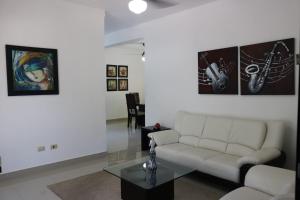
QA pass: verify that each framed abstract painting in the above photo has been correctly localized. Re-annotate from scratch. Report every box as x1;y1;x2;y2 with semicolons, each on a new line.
6;45;59;96
198;46;238;94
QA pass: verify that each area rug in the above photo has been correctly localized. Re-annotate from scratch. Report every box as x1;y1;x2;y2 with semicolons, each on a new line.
48;171;230;200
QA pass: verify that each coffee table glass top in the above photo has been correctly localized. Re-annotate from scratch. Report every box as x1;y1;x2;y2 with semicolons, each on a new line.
104;157;195;189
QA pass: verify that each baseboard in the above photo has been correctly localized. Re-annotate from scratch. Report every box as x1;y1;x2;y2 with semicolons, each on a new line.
0;152;107;180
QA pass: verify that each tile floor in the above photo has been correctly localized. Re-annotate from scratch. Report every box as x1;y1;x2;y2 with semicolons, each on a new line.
0;119;144;200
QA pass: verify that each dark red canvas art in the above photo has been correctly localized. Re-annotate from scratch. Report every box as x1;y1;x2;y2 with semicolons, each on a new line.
240;38;295;95
198;47;238;94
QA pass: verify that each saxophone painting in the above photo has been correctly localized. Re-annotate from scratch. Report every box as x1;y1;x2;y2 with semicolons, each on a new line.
240;38;295;95
198;47;238;94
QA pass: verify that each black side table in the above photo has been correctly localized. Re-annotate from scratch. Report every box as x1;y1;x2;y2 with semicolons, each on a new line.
141;126;170;151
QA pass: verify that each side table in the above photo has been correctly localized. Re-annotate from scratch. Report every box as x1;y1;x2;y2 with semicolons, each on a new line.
141;126;170;151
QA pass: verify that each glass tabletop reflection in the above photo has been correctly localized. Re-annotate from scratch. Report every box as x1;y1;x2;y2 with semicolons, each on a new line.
104;157;195;189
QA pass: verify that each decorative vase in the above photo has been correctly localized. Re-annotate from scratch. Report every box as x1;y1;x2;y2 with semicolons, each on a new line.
146;137;157;170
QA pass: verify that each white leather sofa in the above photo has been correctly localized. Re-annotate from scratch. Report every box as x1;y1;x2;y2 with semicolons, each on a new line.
220;165;295;200
149;111;285;183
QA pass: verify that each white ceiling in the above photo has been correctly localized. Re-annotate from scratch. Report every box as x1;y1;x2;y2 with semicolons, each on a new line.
64;0;217;34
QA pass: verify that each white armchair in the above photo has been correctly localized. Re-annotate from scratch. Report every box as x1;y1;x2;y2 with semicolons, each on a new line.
220;165;295;200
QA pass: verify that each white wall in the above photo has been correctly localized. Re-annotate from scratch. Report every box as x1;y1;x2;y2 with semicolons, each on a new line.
105;45;145;120
106;0;300;169
0;0;106;173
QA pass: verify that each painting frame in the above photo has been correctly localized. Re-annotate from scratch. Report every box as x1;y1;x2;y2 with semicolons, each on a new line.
107;79;117;91
6;45;59;96
118;65;128;78
106;64;117;77
118;79;128;91
240;38;295;95
198;46;238;95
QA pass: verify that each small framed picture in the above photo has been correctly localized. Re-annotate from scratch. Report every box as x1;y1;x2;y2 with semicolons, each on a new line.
118;65;128;77
6;45;59;96
106;65;117;77
118;79;128;91
107;79;117;91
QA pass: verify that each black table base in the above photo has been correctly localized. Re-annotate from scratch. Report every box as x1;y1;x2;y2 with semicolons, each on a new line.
121;178;174;200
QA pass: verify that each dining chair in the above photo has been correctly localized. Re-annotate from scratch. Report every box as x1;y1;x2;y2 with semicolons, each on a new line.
131;92;145;112
125;93;145;128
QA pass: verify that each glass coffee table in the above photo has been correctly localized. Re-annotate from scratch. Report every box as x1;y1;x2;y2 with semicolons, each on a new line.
104;157;195;200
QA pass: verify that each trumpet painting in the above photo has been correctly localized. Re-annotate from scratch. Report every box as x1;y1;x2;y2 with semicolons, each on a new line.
198;47;238;94
240;38;295;95
6;45;59;96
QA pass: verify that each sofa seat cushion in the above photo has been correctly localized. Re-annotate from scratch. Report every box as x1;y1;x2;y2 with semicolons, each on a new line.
220;187;272;200
202;154;241;183
155;143;222;169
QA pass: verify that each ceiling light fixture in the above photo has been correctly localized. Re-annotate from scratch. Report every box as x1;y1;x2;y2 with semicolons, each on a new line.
141;43;146;62
142;51;146;62
128;0;148;14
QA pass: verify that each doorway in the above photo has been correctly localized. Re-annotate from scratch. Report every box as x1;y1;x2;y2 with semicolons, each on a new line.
105;40;146;161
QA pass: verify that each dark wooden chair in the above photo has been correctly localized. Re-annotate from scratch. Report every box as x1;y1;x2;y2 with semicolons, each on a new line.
131;92;145;112
125;93;145;128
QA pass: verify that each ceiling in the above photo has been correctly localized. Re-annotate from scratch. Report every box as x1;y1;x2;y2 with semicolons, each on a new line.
64;0;217;34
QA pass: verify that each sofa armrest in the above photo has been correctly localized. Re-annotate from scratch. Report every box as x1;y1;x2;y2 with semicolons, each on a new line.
237;148;281;167
245;165;295;196
148;130;180;146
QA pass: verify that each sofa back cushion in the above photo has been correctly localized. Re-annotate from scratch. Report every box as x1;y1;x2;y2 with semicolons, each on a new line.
262;121;285;150
179;112;206;137
179;136;200;147
174;111;187;133
198;116;232;152
226;119;266;156
175;111;284;155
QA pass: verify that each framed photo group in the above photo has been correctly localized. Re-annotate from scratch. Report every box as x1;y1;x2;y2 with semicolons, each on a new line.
106;65;128;91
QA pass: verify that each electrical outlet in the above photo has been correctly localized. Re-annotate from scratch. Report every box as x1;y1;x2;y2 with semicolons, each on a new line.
50;144;58;150
37;146;45;152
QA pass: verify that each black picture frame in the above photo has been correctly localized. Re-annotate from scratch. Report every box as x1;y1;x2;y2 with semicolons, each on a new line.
240;38;295;95
107;79;117;91
118;65;128;78
6;45;59;96
118;79;128;91
198;46;238;94
106;64;117;77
